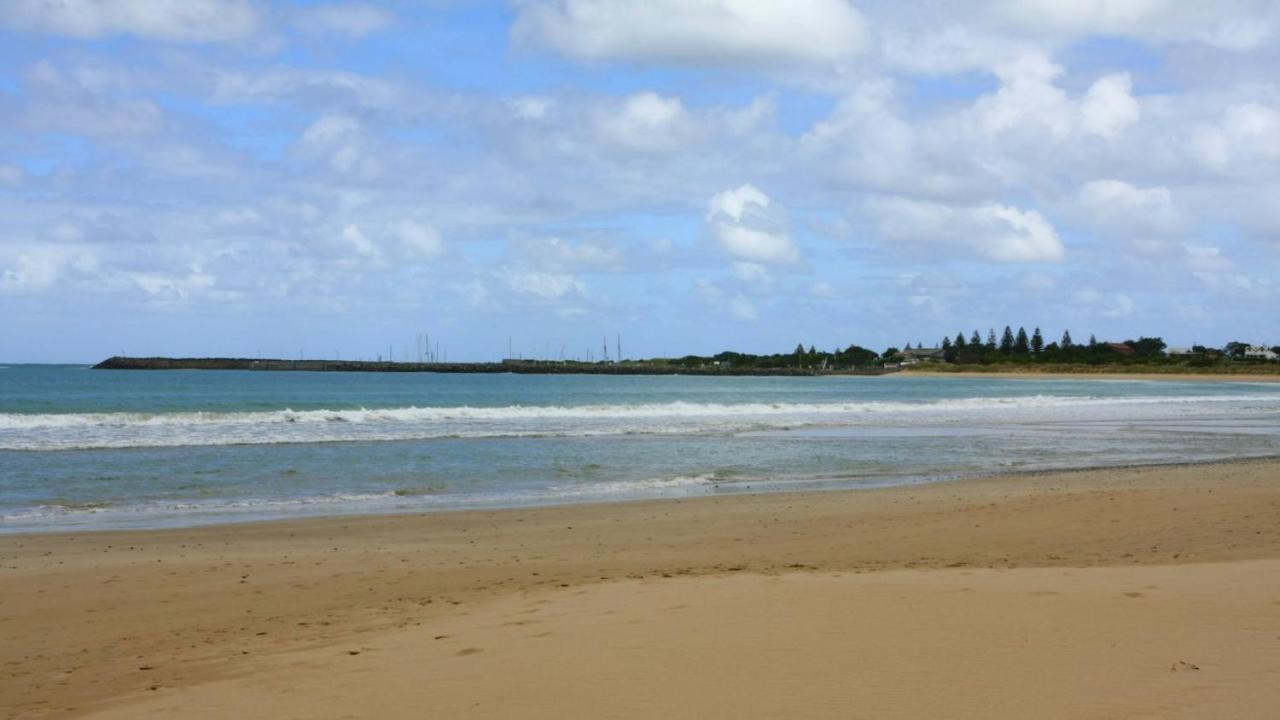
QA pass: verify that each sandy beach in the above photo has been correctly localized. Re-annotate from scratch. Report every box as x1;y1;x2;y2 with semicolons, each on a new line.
4;458;1280;719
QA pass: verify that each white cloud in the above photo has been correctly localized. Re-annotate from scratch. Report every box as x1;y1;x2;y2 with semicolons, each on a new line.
800;79;977;198
1;0;259;42
0;245;98;293
804;59;1163;202
986;0;1274;50
1184;243;1234;274
511;237;625;272
1072;285;1136;317
973;204;1064;262
511;96;554;121
513;0;869;67
297;115;382;178
595;92;692;153
733;261;773;285
301;115;360;147
1105;293;1136;318
706;185;799;264
708;184;770;223
713;225;798;264
1077;180;1181;241
1181;243;1273;300
341;224;378;259
1080;73;1140;139
973;54;1072;139
293;3;392;38
502;270;586;300
722;96;777;136
1190;102;1280;176
397;221;443;260
212;68;404;111
127;265;216;301
870;198;1065;263
18;61;165;136
878;24;1035;75
809;280;836;297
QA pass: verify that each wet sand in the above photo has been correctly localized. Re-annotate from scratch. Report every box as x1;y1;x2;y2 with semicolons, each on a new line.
3;459;1280;718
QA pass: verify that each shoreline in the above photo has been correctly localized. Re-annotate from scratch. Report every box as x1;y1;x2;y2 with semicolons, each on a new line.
4;457;1280;717
7;452;1280;536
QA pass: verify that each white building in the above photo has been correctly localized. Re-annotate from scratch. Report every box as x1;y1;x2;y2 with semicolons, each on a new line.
1244;345;1278;361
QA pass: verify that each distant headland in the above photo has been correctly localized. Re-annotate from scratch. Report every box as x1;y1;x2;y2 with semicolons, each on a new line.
91;356;896;376
93;329;1280;377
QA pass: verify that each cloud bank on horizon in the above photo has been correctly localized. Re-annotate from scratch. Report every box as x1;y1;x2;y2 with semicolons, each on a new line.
1;0;1278;362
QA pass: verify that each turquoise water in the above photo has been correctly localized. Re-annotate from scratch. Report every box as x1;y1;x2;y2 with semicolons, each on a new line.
2;365;1279;531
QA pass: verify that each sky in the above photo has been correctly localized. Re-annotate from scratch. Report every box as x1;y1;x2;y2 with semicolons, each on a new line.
1;0;1278;363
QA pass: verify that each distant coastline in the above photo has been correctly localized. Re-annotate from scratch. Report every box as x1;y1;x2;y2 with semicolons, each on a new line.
902;364;1280;380
91;356;897;376
91;356;1280;379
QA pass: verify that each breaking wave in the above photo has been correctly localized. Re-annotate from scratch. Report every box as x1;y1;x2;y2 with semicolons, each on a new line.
2;394;1278;451
1;471;737;529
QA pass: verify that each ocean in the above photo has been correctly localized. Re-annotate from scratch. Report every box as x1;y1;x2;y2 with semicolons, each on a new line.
2;365;1279;532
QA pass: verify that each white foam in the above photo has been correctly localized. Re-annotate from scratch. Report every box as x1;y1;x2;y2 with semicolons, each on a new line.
2;394;1278;451
547;473;721;496
0;469;759;531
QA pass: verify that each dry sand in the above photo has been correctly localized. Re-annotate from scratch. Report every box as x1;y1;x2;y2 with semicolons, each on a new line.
3;459;1280;718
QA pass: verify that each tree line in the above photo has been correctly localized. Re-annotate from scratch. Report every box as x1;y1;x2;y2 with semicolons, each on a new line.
666;329;1277;371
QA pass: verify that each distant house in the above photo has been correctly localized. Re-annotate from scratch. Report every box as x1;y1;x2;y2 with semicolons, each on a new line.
899;348;945;365
1244;346;1279;361
1105;342;1135;355
1167;347;1195;357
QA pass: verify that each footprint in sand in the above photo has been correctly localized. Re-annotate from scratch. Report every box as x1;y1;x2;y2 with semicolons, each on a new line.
456;647;484;656
1123;592;1144;598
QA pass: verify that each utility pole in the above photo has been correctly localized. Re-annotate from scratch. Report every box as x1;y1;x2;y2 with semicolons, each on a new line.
603;336;609;363
617;334;622;363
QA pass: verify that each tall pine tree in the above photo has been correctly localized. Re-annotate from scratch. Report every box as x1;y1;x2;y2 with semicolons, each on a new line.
1000;326;1015;354
1014;327;1030;354
1031;327;1044;354
987;329;998;350
1061;329;1073;349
